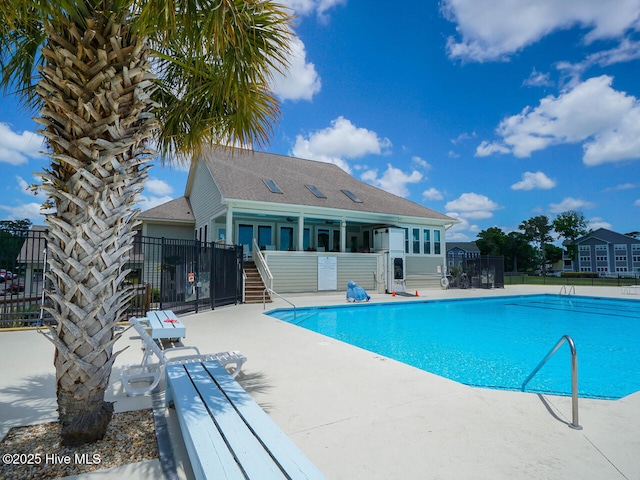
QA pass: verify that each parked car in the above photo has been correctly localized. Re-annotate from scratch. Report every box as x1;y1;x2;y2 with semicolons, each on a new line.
0;270;17;282
2;279;24;295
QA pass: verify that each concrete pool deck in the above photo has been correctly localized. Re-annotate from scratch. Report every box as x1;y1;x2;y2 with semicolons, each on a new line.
1;284;639;479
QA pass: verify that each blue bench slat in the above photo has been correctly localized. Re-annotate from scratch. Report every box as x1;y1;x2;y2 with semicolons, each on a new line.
200;361;327;480
184;363;289;479
166;365;246;480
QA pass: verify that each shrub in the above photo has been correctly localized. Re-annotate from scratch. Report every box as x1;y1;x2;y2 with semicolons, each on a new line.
561;271;597;279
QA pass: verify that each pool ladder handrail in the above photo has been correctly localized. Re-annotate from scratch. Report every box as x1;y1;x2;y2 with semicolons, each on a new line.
559;285;576;295
521;334;582;430
263;287;297;321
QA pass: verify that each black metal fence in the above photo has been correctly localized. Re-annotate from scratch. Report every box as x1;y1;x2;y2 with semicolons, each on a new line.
0;227;48;327
1;229;244;327
125;235;244;318
446;255;505;289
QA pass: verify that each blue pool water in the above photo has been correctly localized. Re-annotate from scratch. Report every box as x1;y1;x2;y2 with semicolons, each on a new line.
266;295;640;399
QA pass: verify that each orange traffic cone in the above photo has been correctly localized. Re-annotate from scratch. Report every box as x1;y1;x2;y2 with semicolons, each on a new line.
415;290;419;297
392;291;396;297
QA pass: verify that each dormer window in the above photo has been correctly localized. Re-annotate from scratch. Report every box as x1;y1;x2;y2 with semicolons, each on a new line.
263;179;283;194
306;184;327;198
341;189;362;203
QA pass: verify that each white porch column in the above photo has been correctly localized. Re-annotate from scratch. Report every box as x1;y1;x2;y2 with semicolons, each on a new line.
297;215;304;251
225;205;233;245
340;219;346;252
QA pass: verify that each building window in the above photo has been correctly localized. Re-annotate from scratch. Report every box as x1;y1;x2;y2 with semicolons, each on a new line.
305;185;326;198
263;179;283;194
423;229;431;254
412;228;420;254
403;228;410;254
303;228;311;250
434;230;441;255
280;227;294;251
258;225;272;249
616;255;627;262
596;256;607;262
333;230;341;251
317;229;330;251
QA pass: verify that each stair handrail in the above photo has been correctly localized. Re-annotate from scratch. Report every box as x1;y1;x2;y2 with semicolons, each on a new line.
521;334;581;430
252;238;274;293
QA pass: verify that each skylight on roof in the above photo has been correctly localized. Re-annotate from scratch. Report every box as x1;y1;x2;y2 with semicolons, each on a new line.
305;184;327;198
341;189;362;203
263;179;283;194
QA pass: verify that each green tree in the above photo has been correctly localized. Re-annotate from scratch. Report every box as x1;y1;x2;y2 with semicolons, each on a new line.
504;231;535;273
1;0;291;445
552;211;588;272
476;227;507;256
0;219;33;270
519;215;553;275
544;243;563;269
625;231;640;239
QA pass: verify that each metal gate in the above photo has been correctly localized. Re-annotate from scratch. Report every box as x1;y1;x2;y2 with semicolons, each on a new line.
125;235;244;317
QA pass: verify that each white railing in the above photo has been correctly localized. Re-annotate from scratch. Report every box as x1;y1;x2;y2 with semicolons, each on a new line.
252;238;274;294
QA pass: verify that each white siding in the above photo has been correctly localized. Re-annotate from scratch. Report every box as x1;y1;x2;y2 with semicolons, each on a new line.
191;160;225;228
144;223;194;240
264;252;380;293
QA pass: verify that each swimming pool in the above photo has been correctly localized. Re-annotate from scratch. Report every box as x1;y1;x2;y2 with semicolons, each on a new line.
266;295;640;400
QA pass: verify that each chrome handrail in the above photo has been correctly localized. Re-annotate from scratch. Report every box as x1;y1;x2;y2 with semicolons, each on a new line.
263;287;297;320
559;285;576;295
522;335;581;430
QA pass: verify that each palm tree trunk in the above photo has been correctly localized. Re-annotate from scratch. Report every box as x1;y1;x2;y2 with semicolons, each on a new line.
35;13;157;446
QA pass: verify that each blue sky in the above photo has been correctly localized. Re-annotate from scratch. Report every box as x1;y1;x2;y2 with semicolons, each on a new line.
1;0;640;241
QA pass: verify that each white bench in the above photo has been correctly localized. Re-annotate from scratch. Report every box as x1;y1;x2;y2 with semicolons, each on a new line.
166;361;326;480
120;316;246;396
142;310;186;340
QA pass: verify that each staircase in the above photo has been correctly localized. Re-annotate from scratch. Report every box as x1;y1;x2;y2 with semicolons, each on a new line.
244;261;271;304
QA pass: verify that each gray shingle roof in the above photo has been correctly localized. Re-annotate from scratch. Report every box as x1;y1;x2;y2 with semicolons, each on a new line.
199;147;455;222
446;242;480;253
576;228;638;244
139;196;194;222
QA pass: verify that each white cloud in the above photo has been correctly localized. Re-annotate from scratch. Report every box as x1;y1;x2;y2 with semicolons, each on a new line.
422;187;444;201
558;38;640;87
588;216;613;230
523;68;554;88
442;211;476;241
634;199;640;206
511;171;556;191
16;176;30;193
0;202;52;223
360;164;422;198
137;195;175;212
270;36;322;102
605;183;636;191
291;116;392;173
442;0;640;62
0;123;44;165
411;156;431;170
445;192;500;220
475;140;510;157
145;178;173;196
549;197;595;213
479;76;640;165
280;0;347;22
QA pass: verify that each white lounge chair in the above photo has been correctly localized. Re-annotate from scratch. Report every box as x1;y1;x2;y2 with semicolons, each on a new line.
121;316;247;396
